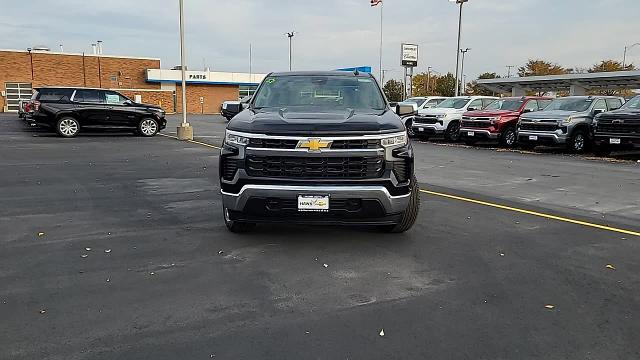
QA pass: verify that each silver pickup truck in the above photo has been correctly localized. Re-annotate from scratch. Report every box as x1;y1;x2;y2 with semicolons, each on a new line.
517;96;624;153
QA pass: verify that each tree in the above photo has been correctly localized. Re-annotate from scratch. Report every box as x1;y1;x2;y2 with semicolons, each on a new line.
465;72;500;96
588;59;635;73
434;73;456;97
518;59;569;77
383;80;404;102
587;60;636;96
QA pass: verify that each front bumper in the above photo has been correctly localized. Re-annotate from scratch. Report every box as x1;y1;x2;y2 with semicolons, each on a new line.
459;128;500;140
411;124;444;136
594;134;640;146
517;130;568;144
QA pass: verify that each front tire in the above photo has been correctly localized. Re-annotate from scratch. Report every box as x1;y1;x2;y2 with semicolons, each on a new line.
500;126;517;148
444;121;461;142
567;128;588;153
138;118;159;137
223;206;255;233
382;175;420;233
405;117;416;138
56;117;80;138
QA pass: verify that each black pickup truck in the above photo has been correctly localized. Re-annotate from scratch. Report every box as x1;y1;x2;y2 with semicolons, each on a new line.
219;71;420;233
593;95;640;155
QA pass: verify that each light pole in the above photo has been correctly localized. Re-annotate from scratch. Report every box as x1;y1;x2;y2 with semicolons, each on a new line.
286;32;295;71
506;65;515;78
450;0;469;96
623;43;640;69
426;66;432;94
459;48;471;95
177;0;193;140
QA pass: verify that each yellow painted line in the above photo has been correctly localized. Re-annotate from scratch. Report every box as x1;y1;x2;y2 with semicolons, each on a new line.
158;132;221;150
420;189;640;237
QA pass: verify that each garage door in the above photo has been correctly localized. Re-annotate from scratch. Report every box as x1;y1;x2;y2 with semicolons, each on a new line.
5;83;33;112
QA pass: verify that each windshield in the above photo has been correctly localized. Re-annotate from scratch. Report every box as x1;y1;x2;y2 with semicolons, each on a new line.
544;98;592;112
621;96;640;110
484;99;524;111
436;98;470;109
403;98;426;107
253;75;386;112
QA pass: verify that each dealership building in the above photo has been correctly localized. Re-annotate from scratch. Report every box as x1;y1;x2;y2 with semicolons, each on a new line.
0;48;266;114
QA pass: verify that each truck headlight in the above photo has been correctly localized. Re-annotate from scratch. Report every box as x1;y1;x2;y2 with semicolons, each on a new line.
381;133;408;147
225;132;250;146
489;117;500;124
562;116;573;125
435;114;447;119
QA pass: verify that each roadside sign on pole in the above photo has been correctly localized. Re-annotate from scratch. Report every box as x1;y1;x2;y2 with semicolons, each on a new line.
401;43;418;67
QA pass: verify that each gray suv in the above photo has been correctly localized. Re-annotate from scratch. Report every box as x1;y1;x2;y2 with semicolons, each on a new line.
517;96;624;152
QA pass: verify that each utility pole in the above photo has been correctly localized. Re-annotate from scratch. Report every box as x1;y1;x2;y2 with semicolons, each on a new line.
506;65;515;78
177;0;193;140
286;32;295;71
623;43;640;69
460;48;471;95
450;0;469;96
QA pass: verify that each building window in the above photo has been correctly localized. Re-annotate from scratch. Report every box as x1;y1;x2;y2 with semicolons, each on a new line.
239;85;258;99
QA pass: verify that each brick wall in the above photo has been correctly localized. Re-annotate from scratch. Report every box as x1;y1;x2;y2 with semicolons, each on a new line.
175;84;239;114
117;90;175;113
0;50;160;112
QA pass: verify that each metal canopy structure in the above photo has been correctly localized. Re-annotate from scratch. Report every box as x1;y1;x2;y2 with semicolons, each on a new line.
477;71;640;96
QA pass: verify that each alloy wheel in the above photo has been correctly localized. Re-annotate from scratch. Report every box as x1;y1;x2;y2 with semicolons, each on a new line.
59;119;78;137
140;119;158;136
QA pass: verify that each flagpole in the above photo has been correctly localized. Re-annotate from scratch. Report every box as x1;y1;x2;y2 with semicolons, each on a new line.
379;1;383;82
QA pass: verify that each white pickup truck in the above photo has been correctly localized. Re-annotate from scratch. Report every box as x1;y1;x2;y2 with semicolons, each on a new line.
412;96;497;141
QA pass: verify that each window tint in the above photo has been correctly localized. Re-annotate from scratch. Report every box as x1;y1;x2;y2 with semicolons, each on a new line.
481;98;495;108
538;99;552;109
523;100;538;112
606;98;622;111
104;91;129;105
424;99;441;107
75;89;104;103
37;88;74;101
593;99;607;112
468;99;483;110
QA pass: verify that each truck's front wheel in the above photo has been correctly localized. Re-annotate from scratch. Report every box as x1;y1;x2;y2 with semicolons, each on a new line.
382;176;420;233
223;206;255;233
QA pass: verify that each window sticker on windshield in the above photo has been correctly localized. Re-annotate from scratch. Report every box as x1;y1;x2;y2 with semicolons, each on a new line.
105;94;120;104
265;78;276;84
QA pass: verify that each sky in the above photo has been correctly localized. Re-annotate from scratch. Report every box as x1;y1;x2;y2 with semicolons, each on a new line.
1;0;640;81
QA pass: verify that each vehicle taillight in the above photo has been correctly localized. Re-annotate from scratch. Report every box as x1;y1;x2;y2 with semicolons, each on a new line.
32;101;41;111
25;102;31;112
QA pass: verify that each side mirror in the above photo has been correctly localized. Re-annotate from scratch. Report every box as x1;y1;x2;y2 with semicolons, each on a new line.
396;103;417;117
123;100;133;106
467;107;477;111
593;109;606;115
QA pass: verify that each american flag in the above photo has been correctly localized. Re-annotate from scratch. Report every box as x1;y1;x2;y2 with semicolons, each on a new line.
371;0;382;7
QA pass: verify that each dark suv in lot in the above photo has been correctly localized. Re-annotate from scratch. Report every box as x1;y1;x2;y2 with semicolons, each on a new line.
219;71;420;233
459;96;551;147
28;87;167;137
593;95;640;155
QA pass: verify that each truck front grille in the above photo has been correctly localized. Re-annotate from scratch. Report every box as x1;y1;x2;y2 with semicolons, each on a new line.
414;116;439;124
520;123;558;132
248;138;380;150
461;120;491;129
597;123;640;134
246;155;384;179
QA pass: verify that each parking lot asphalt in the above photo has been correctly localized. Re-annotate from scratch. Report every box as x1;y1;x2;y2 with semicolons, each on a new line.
2;113;640;359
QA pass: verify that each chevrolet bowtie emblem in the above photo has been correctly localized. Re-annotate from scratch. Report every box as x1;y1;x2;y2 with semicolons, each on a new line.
298;138;332;152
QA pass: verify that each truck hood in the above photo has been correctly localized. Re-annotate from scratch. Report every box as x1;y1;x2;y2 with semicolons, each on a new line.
464;109;518;118
227;108;404;135
597;108;640;119
520;110;578;121
418;108;462;116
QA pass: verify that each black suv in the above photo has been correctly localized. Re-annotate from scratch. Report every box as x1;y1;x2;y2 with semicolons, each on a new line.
219;71;420;233
593;95;640;155
28;87;167;137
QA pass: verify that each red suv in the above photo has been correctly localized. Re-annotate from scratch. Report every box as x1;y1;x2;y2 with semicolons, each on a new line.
459;96;552;147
